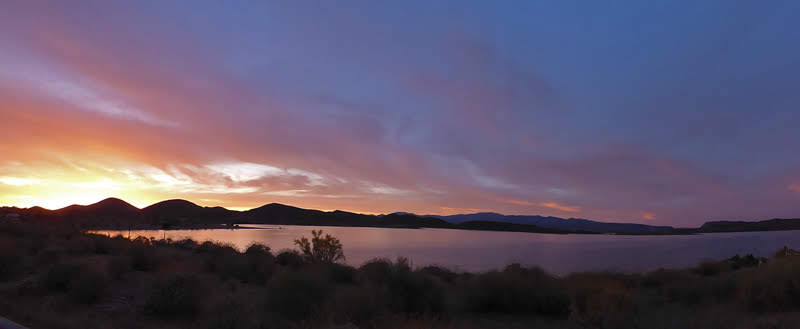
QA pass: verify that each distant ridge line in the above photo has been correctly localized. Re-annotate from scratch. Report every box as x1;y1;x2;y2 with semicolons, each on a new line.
2;197;800;234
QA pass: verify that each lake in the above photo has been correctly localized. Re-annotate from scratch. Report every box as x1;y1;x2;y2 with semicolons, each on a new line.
93;225;800;274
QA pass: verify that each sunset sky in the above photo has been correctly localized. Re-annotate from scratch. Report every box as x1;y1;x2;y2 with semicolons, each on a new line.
1;1;799;226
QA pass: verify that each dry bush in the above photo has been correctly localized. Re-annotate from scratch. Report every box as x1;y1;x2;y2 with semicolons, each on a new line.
461;264;570;317
146;273;205;317
738;257;800;311
265;271;331;321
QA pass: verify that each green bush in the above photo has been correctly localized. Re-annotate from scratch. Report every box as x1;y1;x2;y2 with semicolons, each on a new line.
146;273;204;317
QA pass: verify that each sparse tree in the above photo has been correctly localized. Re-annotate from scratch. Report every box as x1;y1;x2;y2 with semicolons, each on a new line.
294;230;345;264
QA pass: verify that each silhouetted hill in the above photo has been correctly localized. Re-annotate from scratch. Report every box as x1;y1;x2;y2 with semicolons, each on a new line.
432;213;673;233
241;204;452;228
57;197;139;217
456;220;572;234
377;213;452;228
142;199;238;225
700;218;800;233
55;198;139;220
7;197;800;235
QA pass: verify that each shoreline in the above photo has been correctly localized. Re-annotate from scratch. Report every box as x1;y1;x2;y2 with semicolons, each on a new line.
84;221;800;236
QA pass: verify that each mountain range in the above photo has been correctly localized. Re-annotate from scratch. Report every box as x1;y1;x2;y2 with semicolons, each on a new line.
2;198;800;235
428;213;674;233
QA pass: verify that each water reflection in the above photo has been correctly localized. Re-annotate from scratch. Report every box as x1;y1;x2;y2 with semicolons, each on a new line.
92;225;800;274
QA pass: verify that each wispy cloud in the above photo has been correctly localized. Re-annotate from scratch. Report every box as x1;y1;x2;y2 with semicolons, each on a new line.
1;1;799;224
0;177;41;186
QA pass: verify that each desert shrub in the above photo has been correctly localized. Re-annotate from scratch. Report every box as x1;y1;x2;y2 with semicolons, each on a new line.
245;243;271;256
276;250;305;267
199;243;273;283
43;262;82;292
0;221;25;236
146;273;204;317
642;268;683;288
173;238;199;250
774;246;800;258
108;256;132;280
130;244;160;271
359;258;445;314
197;242;240;274
227;250;275;284
70;271;109;304
35;246;64;266
644;270;706;305
727;254;764;270
207;296;249;329
330;286;383;325
567;272;641;328
642;268;722;306
418;266;458;283
64;235;94;254
265;271;330;321
87;234;116;254
294;230;345;264
708;274;738;301
0;239;21;279
739;258;800;311
693;260;724;276
242;244;275;283
359;258;393;284
326;263;358;284
387;268;445;314
462;264;570;316
197;241;220;253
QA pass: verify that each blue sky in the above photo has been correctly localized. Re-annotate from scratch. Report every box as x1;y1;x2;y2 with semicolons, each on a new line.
1;1;799;226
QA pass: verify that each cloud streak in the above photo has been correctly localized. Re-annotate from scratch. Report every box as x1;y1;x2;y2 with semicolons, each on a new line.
1;1;799;225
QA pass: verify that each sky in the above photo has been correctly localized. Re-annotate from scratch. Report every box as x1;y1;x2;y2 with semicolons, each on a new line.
1;1;799;226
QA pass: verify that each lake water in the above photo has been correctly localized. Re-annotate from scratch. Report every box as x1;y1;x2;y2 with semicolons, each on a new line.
93;225;800;275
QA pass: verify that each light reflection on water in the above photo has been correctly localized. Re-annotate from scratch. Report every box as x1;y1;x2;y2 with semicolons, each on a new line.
92;225;800;275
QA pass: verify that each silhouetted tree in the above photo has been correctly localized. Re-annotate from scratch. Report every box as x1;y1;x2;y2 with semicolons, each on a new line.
294;230;345;264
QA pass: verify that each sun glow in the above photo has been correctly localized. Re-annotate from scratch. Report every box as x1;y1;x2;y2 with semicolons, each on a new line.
0;166;159;209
